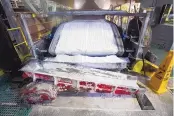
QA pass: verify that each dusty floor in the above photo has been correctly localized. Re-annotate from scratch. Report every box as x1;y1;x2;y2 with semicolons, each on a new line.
29;46;173;116
29;90;173;116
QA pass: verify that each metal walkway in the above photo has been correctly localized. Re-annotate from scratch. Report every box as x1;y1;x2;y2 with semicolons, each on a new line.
0;76;31;116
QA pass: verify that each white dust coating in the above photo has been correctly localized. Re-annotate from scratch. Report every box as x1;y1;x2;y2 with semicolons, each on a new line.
45;55;127;63
54;20;118;56
29;90;173;116
50;96;141;110
29;96;141;116
35;83;54;92
25;82;57;98
21;61;139;89
45;55;128;69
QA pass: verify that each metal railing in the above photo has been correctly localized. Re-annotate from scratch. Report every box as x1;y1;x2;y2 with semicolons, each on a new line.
7;27;30;61
7;27;29;48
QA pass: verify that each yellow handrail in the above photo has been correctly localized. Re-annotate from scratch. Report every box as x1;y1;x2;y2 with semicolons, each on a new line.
165;5;173;22
7;27;31;61
7;27;20;31
7;27;29;49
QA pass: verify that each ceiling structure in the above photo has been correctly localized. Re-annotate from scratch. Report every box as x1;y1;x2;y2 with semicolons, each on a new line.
51;0;131;10
23;0;140;15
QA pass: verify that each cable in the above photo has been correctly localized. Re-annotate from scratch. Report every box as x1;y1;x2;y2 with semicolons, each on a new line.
142;53;146;76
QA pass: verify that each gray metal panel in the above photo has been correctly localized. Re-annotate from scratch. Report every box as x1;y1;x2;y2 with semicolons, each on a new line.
157;0;173;6
151;24;173;51
140;0;173;8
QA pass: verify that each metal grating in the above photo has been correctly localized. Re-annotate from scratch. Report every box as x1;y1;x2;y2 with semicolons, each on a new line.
0;76;31;116
0;106;31;116
0;89;20;103
0;106;21;116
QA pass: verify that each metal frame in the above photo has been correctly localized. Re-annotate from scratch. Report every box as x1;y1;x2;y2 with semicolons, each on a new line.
7;27;29;48
135;12;151;58
20;14;37;58
20;10;151;59
48;10;147;17
19;11;154;109
1;0;23;44
23;0;39;14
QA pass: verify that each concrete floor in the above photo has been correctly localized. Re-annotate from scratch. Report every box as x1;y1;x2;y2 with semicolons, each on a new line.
29;46;173;116
29;90;173;116
29;72;173;116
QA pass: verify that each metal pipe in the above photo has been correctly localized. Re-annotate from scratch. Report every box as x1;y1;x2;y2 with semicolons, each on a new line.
165;5;173;22
7;27;20;31
126;0;132;32
135;12;151;58
128;0;132;14
20;14;37;58
48;10;147;17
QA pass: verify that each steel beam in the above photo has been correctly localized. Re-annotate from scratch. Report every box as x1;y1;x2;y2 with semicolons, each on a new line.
0;0;23;42
20;14;37;58
135;12;151;58
23;0;39;14
40;0;48;14
0;0;30;56
48;10;147;17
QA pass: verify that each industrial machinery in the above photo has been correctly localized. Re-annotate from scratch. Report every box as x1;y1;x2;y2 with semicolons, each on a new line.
2;0;170;107
0;1;173;116
0;17;22;76
18;6;154;104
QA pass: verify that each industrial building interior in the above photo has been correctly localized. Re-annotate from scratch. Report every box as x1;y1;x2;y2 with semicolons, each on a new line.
0;0;173;116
